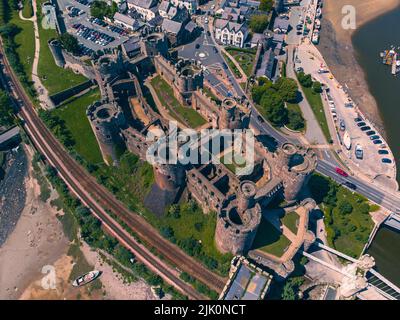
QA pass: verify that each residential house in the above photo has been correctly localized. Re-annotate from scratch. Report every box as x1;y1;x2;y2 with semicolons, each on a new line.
113;12;143;31
127;0;159;21
214;19;248;48
170;0;197;14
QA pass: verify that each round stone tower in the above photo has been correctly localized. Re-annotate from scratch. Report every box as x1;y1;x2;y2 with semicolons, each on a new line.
219;98;245;130
48;39;65;68
143;33;168;58
175;59;203;98
279;143;317;203
87;102;126;165
153;163;185;191
215;182;261;255
237;181;257;214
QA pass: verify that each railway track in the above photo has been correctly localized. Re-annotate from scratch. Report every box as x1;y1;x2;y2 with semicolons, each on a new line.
0;44;227;297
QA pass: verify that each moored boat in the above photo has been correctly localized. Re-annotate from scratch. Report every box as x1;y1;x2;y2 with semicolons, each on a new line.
72;270;101;287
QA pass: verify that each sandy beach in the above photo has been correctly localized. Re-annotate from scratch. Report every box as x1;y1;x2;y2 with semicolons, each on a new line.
319;0;400;133
0;145;164;300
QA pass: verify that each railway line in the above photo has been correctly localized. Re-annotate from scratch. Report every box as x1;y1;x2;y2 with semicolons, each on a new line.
0;44;226;298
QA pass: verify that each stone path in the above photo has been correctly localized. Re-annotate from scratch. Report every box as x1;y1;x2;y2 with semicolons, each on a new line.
20;0;53;109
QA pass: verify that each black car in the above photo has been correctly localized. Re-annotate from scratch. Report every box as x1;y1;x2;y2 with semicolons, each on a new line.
257;115;265;123
213;47;218;53
378;150;389;155
370;135;380;140
195;43;200;49
207;31;211;36
373;140;383;145
366;130;375;136
344;181;357;190
382;158;392;164
357;121;366;127
360;126;371;131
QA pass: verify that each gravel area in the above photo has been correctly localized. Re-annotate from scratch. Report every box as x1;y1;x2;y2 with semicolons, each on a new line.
0;147;28;246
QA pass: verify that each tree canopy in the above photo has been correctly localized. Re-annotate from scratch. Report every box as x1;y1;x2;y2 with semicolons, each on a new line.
58;33;80;55
90;1;118;19
259;0;274;12
249;14;269;33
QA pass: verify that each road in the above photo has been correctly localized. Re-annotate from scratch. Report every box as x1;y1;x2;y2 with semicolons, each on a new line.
0;44;227;299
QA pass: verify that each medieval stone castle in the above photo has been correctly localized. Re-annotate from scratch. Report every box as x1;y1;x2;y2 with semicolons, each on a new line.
60;31;318;277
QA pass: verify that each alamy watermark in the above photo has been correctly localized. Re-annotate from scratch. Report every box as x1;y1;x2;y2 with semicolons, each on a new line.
342;5;357;30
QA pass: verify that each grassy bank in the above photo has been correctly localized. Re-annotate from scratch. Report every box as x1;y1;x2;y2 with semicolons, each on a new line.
308;174;375;258
150;76;206;128
299;84;331;142
222;52;242;79
37;0;87;95
51;88;103;164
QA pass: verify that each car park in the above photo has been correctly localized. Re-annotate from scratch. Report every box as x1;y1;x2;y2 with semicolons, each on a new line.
378;150;389;155
382;158;392;164
373;140;383;145
365;130;375;136
360;126;371;131
357;122;366;127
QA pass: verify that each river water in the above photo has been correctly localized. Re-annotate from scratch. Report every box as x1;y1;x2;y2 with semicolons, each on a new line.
352;8;400;288
352;7;400;182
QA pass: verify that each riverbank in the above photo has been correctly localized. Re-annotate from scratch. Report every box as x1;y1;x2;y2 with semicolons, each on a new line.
318;0;400;136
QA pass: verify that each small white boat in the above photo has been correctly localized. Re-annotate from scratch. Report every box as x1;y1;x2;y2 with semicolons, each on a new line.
343;131;351;150
72;270;101;287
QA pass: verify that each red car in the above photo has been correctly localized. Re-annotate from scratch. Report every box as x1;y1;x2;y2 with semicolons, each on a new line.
335;167;348;177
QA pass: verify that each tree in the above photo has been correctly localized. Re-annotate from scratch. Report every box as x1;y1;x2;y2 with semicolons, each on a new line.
58;33;80;55
297;72;313;88
287;109;305;131
312;81;322;93
274;77;298;102
0;89;14;126
249;14;269;33
339;200;353;215
259;0;274;12
260;92;287;126
90;1;118;19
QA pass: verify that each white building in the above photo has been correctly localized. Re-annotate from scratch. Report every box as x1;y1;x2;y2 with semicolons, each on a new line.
113;12;141;30
170;0;197;14
127;0;158;21
214;19;248;48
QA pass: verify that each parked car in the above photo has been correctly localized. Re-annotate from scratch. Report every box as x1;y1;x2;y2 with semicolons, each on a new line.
360;126;371;131
373;140;383;145
365;130;376;136
257;115;265;123
195;43;200;49
382;158;392;164
355;144;363;160
335;167;348;177
357;121;366;127
354;117;363;122
339;120;345;131
370;135;380;140
344;181;357;190
378;150;389;155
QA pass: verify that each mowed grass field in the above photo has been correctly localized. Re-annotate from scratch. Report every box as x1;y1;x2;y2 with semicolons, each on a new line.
52;88;103;164
9;10;35;79
37;0;87;95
